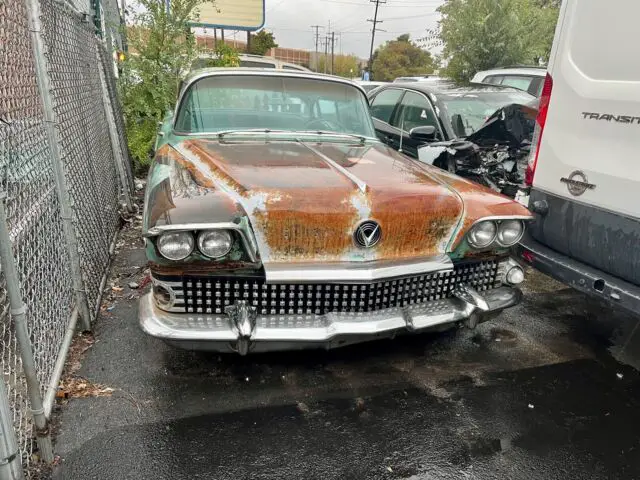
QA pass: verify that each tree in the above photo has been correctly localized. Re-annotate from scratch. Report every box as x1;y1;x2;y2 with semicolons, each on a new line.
119;0;238;172
438;0;559;82
317;54;359;78
249;30;278;56
371;35;435;81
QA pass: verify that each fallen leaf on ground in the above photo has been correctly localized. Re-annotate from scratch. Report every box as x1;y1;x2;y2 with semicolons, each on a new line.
58;376;114;398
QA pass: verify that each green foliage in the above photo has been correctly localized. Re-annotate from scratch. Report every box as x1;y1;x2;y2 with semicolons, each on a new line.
316;54;359;78
371;35;436;82
118;0;238;173
438;0;559;82
248;30;278;56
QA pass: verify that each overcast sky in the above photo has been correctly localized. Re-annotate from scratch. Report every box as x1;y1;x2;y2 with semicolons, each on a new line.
221;0;444;59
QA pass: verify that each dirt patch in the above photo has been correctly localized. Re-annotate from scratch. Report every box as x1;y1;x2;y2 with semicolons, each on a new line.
522;268;566;294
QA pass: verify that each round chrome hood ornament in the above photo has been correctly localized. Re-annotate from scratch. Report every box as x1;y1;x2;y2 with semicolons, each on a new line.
354;220;381;248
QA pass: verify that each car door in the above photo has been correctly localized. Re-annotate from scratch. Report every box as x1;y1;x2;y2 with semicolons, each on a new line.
391;90;442;158
369;88;404;148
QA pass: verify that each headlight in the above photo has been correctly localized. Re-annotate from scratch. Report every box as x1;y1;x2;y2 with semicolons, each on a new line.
197;230;233;258
157;231;194;260
497;220;525;246
467;221;497;248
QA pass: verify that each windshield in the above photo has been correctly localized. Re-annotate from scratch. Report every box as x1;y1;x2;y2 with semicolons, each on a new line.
439;90;534;136
175;75;376;138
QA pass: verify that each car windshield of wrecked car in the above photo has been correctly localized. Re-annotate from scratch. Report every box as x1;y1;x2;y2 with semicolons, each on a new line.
439;91;534;136
174;75;376;138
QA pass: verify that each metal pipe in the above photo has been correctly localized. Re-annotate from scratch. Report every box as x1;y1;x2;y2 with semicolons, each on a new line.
0;193;53;464
43;309;78;418
25;0;93;332
0;365;23;480
98;58;134;212
93;228;120;318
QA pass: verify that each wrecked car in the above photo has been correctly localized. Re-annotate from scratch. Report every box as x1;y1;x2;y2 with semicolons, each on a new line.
140;69;533;354
368;83;537;197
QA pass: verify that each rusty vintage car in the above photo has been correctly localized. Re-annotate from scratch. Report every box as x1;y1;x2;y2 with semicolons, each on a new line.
139;69;533;354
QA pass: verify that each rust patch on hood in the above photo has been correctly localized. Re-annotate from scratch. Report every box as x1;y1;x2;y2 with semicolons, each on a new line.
253;189;358;260
177;140;466;262
149;140;530;264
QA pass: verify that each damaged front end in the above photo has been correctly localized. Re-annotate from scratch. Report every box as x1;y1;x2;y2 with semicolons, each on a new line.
418;102;538;198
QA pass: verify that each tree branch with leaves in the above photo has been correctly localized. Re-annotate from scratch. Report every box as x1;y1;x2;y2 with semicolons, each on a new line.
119;0;238;172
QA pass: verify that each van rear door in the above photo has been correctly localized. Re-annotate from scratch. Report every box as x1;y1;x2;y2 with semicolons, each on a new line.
528;0;640;285
533;0;640;218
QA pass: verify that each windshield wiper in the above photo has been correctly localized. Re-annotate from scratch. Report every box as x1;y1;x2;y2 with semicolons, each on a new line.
295;130;368;144
216;129;290;139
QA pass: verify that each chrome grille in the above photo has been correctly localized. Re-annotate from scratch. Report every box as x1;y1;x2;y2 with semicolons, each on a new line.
178;260;501;315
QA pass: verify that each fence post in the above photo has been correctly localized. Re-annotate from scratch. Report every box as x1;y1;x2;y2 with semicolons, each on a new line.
0;366;23;480
98;58;134;212
0;193;53;465
0;379;23;480
24;0;93;331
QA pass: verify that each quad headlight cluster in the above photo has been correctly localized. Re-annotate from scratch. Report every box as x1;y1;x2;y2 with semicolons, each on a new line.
156;230;233;260
467;219;525;249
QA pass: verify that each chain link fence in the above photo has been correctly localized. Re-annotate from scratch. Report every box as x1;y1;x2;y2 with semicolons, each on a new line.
0;0;132;475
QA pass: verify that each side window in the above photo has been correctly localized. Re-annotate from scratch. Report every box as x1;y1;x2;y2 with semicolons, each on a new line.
528;77;544;96
501;75;533;92
392;91;439;133
484;75;503;85
369;89;403;124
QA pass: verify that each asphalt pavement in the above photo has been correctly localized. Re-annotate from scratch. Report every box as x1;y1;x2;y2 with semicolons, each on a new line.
51;222;640;480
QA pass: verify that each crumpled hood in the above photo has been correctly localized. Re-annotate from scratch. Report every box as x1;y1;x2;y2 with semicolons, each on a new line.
146;140;467;264
466;102;538;148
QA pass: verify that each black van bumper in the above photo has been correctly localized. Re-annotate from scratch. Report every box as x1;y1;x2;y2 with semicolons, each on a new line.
517;233;640;316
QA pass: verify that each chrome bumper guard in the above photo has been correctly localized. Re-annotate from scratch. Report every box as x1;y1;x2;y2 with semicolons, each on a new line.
139;285;521;354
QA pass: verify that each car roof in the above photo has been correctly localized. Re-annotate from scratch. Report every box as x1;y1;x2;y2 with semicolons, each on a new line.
378;81;535;97
179;68;367;100
183;67;349;83
472;67;547;79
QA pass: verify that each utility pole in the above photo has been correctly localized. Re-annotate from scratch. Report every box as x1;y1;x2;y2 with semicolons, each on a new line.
330;31;336;75
367;0;386;78
311;25;323;71
323;36;329;73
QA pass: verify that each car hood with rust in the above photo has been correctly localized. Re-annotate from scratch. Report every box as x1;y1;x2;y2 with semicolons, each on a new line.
144;139;531;265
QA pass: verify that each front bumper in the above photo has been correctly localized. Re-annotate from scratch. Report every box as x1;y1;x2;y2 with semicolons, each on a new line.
518;233;640;316
139;285;522;353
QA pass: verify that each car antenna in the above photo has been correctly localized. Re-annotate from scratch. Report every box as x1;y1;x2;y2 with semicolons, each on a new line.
398;107;405;154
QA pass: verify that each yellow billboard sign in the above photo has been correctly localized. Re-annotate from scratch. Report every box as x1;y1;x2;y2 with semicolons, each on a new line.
190;0;265;31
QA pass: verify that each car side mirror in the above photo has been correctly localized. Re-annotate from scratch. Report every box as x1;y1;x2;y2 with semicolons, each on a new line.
409;125;437;141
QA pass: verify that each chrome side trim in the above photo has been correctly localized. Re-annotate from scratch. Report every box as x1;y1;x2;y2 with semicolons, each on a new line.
470;215;534;226
143;222;259;263
262;255;453;283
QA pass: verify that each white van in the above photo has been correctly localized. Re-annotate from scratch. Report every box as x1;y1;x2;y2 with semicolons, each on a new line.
518;0;640;315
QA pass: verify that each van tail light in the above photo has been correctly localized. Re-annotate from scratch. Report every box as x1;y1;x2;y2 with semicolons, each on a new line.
525;73;553;186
